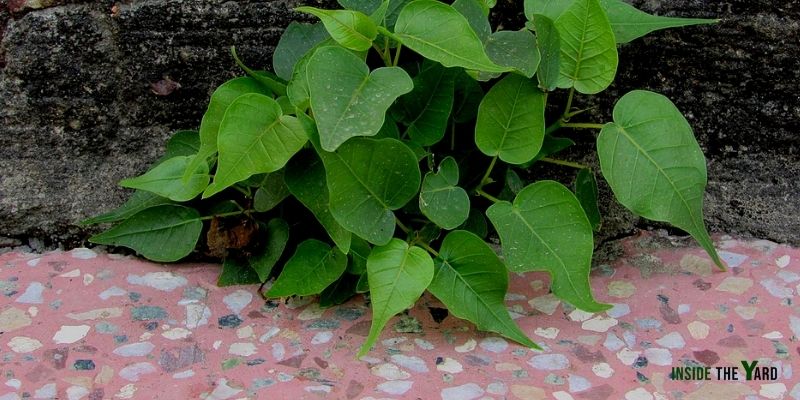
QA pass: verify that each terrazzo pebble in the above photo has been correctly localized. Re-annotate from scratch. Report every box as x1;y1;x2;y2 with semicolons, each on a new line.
643;348;672;366
625;387;653;400
479;337;508;353
616;348;641;366
182;304;210;327
131;306;167;321
228;343;257;357
567;374;591;392
687;321;710;339
311;331;333;345
719;251;748;268
390;354;428;372
528;354;569;370
205;378;242;400
455;339;477;352
680;254;712;276
581;316;618;332
510;385;545;400
377;380;413;395
528;294;560;315
52;325;90;344
436;358;463;373
223;290;253;315
622;331;637;347
534;327;559;339
70;248;97;260
486;382;507;395
553;391;575;400
60;269;81;278
259;327;281;343
591;362;614;378
606;303;631;318
776;255;790;268
15;282;44;304
607;281;636;298
33;383;56;398
762;331;783;339
66;385;89;400
162;327;191;340
655;332;685;349
716;277;753;294
126;272;187;291
118;362;157;381
734;305;758;320
297;304;325;320
66;307;123;321
415;338;435;350
271;343;285;360
777;270;800;283
760;383;787;399
568;309;594;322
371;363;410;380
5;379;20;390
760;279;793;298
236;325;253;339
113;341;154;357
603;333;625;351
7;336;42;353
115;384;137;399
441;383;484;400
26;258;40;267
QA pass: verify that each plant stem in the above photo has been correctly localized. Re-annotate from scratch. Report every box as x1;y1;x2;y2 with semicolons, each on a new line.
562;87;575;118
561;122;605;130
393;44;403;66
200;210;246;221
372;43;391;67
231;184;251;198
476;188;501;203
545;120;562;135
396;219;411;234
449;121;456;151
540;157;588;169
479;156;498;188
415;240;439;257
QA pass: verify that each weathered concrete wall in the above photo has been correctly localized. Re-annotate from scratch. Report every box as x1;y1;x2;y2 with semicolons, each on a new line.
0;0;798;247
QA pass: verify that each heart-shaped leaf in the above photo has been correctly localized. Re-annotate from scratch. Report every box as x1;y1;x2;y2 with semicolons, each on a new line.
204;94;307;198
475;74;545;164
419;157;470;229
320;137;421;245
250;219;290;281
597;90;724;269
601;0;717;44
296;7;378;52
484;30;541;78
186;77;273;180
555;0;618;94
218;257;261;286
338;0;384;15
267;239;348;297
396;62;456;146
452;71;484;123
487;181;610;312
252;171;290;213
307;46;413;151
359;239;433;356
89;204;202;262
285;150;352;253
528;15;561;91
121;156;209;202
452;0;491;42
428;230;539;348
274;22;330;81
524;0;571;20
393;0;509;73
575;169;602;232
80;191;171;225
164;130;200;159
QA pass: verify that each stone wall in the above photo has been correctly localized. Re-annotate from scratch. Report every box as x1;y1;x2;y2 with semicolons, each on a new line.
0;0;797;247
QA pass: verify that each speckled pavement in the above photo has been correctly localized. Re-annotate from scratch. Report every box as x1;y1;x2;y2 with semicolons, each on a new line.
0;232;798;400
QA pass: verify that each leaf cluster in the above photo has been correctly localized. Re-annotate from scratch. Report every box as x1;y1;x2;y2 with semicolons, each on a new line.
84;0;723;354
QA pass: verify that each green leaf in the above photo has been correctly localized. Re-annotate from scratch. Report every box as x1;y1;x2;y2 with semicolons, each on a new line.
307;46;413;151
80;191;172;225
529;15;561;91
419;157;470;229
218;257;261;286
452;71;483;123
337;0;384;16
452;0;491;42
284;150;353;253
597;90;724;269
369;0;391;24
533;134;575;162
188;77;273;180
250;219;290;281
555;0;618;94
296;7;378;52
397;62;456;146
393;0;509;73
204;94;307;198
429;231;539;348
524;0;571;20
486;181;610;312
286;38;336;111
231;46;287;96
273;22;330;81
484;30;541;78
320;137;421;245
374;116;401;139
575;169;602;232
164;130;200;159
347;236;371;274
458;208;488;238
601;0;717;44
475;74;545;165
121;156;209;202
252;171;290;213
385;0;412;28
359;239;433;356
89;204;202;263
356;273;370;293
267;239;348;297
319;273;360;307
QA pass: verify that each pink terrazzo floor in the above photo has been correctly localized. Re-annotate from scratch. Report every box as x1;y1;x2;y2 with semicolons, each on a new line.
0;231;799;400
